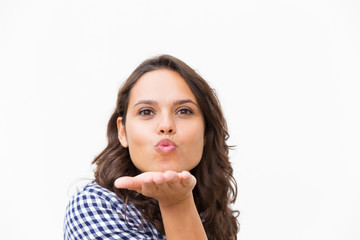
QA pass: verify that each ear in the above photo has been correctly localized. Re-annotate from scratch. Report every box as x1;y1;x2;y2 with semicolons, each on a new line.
117;117;128;148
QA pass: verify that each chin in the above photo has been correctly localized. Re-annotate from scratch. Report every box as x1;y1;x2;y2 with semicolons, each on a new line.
155;164;181;173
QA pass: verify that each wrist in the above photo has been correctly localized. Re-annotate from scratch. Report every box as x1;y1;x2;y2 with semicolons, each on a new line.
158;193;194;209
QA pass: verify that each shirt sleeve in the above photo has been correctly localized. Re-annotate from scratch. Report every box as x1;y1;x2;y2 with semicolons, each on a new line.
64;185;161;240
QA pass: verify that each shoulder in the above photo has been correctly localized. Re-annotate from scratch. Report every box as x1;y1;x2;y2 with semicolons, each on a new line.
67;181;126;215
64;181;165;240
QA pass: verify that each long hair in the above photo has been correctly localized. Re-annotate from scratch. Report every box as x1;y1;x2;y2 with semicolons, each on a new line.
93;55;239;239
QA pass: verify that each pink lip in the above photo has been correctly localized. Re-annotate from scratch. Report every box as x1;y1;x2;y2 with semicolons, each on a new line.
155;138;176;154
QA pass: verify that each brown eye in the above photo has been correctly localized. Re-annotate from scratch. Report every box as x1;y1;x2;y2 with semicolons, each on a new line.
139;109;154;116
177;108;193;115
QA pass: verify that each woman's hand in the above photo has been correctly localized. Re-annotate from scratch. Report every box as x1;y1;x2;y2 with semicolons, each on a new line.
114;170;196;207
115;171;207;239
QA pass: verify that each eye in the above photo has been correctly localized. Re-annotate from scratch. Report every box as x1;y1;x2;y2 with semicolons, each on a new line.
177;108;193;115
139;109;154;116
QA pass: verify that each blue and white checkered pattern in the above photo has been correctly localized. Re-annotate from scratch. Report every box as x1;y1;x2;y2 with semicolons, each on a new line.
64;182;166;240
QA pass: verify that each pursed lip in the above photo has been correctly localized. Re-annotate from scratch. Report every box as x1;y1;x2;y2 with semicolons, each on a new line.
155;138;176;154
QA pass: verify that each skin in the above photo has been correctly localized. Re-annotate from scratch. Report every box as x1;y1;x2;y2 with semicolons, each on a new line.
115;171;206;239
116;69;205;173
115;69;208;239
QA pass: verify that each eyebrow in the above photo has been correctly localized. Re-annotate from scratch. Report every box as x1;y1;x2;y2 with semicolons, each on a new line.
133;99;198;108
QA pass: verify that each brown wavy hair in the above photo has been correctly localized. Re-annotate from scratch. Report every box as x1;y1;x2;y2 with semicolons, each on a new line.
93;54;239;239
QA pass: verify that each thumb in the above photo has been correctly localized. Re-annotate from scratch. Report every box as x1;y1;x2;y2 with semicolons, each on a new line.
114;176;142;192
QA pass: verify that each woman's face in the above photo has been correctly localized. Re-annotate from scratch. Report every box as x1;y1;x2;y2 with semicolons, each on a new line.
117;69;205;172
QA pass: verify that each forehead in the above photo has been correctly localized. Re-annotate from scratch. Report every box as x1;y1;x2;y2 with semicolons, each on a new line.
128;69;197;104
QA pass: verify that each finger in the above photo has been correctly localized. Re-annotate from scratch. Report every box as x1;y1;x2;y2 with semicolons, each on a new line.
152;172;166;185
143;172;155;184
163;170;179;184
142;173;160;193
114;176;142;192
179;171;196;188
144;172;166;190
178;170;191;180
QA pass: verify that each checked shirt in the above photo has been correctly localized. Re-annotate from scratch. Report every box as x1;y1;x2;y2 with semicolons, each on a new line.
64;182;166;240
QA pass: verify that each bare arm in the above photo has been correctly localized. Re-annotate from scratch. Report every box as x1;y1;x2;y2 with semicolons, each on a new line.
114;171;207;240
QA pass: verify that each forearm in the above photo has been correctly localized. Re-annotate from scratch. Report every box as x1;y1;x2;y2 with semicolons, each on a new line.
159;194;207;240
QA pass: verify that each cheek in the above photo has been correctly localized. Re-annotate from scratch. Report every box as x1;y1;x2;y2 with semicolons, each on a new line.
125;121;154;164
185;128;205;170
180;120;205;154
126;121;149;146
194;122;205;158
194;133;205;157
192;120;205;142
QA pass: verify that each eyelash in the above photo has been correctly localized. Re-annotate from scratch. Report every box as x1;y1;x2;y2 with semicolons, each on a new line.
138;108;193;116
138;108;154;116
176;108;193;115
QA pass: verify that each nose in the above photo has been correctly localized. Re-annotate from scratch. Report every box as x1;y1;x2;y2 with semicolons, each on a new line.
158;113;176;135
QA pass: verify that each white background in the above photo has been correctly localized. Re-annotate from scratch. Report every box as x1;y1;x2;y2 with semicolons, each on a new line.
0;0;359;239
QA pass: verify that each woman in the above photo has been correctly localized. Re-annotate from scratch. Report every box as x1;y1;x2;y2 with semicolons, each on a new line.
64;55;239;239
